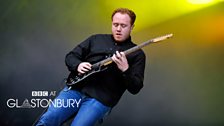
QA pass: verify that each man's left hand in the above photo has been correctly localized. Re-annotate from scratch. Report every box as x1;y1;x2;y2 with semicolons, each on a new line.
112;51;129;72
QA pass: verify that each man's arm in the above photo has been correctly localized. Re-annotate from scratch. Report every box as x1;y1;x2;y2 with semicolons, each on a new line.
65;36;92;74
112;50;146;94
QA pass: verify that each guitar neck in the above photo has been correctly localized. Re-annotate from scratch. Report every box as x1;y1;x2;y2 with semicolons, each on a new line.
93;34;173;67
123;39;152;55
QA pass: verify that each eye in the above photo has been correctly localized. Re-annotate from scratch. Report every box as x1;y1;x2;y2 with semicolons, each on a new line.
121;24;127;28
113;23;119;27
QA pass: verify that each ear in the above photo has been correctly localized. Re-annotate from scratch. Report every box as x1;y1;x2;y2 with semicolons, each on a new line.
131;24;135;30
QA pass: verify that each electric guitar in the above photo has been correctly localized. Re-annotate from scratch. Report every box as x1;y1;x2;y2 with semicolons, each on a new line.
66;34;173;87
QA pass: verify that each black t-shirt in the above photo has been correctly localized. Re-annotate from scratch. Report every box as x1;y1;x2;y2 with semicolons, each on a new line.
65;34;146;107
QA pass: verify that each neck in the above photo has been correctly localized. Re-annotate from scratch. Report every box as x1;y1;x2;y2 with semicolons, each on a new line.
111;35;132;44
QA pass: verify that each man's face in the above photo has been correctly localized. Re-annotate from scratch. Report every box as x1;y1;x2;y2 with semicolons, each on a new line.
112;13;134;42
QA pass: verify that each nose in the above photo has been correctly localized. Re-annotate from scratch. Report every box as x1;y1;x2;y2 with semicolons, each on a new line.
117;25;121;31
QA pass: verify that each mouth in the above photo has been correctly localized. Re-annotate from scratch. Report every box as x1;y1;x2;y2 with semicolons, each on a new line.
115;33;122;37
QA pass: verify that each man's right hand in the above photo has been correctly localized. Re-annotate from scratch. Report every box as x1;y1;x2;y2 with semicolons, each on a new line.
77;62;92;74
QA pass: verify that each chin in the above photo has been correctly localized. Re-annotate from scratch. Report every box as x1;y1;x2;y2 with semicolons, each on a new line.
115;38;124;42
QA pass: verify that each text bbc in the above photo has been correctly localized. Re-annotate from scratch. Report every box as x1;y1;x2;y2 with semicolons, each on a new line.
32;91;48;96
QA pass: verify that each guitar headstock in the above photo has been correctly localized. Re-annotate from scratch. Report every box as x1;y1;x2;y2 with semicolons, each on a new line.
151;33;173;43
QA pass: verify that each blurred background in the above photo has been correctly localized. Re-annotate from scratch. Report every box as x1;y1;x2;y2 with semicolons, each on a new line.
1;0;224;126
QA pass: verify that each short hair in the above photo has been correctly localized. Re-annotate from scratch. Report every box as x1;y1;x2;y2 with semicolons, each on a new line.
111;8;136;26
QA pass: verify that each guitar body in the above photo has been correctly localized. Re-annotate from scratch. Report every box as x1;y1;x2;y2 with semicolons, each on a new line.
66;70;96;86
66;64;108;87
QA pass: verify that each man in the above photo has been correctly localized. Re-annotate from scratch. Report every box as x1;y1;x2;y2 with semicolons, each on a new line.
36;8;146;126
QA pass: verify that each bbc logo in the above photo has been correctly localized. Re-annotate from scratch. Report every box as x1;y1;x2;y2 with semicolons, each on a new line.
32;91;48;96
